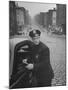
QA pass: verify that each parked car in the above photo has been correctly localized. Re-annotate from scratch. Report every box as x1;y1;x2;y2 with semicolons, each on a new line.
48;25;63;35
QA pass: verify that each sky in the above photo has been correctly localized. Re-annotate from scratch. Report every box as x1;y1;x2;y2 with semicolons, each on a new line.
16;1;56;17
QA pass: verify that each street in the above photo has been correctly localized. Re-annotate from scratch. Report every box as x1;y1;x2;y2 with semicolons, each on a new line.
40;31;66;86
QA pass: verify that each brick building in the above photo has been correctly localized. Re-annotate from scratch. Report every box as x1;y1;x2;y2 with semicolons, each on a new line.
15;6;31;34
16;7;26;33
9;1;32;35
40;12;45;26
9;1;17;36
44;13;48;27
47;8;56;27
56;4;66;34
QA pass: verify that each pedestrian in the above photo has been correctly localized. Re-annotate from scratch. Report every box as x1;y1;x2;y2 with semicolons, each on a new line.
26;29;54;87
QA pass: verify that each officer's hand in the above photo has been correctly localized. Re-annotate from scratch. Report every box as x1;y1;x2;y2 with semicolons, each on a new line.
25;63;34;70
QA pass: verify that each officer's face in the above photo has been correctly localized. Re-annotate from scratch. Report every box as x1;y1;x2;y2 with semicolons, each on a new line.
32;36;40;45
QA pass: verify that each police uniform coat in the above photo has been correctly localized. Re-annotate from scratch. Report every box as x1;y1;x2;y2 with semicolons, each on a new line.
32;42;54;87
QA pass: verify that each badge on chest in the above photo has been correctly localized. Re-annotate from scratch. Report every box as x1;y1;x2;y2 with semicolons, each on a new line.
36;54;39;59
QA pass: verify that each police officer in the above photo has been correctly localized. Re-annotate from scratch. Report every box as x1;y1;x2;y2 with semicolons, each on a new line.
27;29;54;87
10;29;54;88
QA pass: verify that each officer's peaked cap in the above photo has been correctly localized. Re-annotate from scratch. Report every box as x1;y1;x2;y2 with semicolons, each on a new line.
29;29;41;38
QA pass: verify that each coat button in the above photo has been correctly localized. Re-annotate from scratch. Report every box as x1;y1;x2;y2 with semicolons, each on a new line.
36;54;39;59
